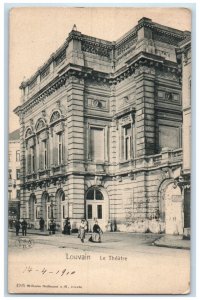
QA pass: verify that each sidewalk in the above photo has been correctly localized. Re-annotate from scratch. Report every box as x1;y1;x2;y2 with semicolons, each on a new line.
153;235;190;250
9;228;51;236
8;228;190;250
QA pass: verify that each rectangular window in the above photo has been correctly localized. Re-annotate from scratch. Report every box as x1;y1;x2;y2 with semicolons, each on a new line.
16;150;20;162
43;140;48;169
123;124;132;161
159;125;180;151
62;206;65;219
48;206;52;219
58;133;63;165
8;169;12;179
16;190;20;199
97;205;102;219
36;206;40;219
90;127;104;161
16;169;20;180
87;205;92;219
31;146;35;172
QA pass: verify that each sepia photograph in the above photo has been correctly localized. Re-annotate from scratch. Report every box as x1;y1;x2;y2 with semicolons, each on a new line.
7;6;191;295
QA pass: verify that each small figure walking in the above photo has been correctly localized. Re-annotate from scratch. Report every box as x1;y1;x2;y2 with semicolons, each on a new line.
49;219;56;235
79;219;87;243
21;219;28;236
39;217;45;231
15;219;21;236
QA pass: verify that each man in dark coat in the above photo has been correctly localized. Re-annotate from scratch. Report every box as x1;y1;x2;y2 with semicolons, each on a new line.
39;217;45;231
21;219;28;236
62;218;71;235
15;219;21;236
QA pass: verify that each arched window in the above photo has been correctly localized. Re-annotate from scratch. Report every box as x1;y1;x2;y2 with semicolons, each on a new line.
42;191;49;202
25;128;36;174
56;189;65;201
50;111;61;123
86;187;104;221
36;118;49;170
50;110;64;166
86;188;104;200
36;119;46;131
25;128;32;139
55;189;66;220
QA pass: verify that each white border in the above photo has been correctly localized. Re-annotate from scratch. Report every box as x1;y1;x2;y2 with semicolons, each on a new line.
1;1;198;300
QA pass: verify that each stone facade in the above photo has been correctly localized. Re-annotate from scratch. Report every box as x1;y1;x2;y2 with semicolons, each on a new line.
14;18;191;234
176;36;191;237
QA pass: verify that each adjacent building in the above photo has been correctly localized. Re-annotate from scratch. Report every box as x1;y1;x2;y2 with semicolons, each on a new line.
14;18;191;234
176;35;191;237
8;129;21;225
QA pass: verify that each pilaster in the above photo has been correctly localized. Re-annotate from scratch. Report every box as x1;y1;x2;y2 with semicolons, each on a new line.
135;65;156;156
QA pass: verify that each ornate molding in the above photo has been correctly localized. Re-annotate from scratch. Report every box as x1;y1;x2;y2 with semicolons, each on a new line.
22;174;67;191
81;40;112;58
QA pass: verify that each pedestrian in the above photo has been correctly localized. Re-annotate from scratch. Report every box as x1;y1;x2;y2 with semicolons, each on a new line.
39;217;45;231
49;219;56;235
89;220;103;243
14;219;21;236
62;218;71;235
66;218;71;235
78;219;87;243
21;219;28;236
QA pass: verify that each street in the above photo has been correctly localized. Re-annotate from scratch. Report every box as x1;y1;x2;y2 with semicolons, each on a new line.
8;232;190;294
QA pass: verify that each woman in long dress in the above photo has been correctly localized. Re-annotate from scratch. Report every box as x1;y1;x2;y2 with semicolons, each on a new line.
92;220;103;242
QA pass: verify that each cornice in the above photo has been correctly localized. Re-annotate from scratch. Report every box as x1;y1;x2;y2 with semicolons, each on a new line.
16;53;182;116
20;19;189;91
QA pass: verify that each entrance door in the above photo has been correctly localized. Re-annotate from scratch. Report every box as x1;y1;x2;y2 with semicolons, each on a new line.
165;183;183;235
86;187;105;232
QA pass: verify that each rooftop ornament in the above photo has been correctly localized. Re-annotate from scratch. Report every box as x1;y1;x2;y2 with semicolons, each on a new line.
72;24;77;31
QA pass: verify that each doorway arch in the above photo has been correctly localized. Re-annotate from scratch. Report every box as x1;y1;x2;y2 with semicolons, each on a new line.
85;186;108;231
55;188;66;230
41;191;50;229
159;180;183;235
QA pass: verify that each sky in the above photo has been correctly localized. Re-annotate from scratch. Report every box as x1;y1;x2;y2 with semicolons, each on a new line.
9;7;192;132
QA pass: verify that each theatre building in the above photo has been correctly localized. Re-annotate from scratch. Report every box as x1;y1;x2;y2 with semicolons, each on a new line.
14;18;191;234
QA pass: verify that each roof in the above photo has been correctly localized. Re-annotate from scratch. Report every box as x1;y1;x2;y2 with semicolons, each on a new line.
9;129;20;141
20;17;190;89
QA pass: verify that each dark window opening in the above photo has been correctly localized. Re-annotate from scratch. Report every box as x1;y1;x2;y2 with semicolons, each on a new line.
97;205;102;219
88;205;93;219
